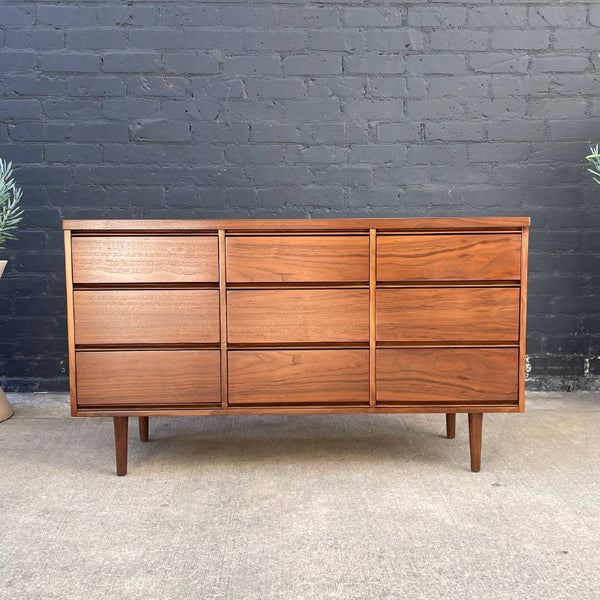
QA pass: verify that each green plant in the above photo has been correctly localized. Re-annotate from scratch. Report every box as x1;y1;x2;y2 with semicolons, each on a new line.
0;158;23;250
585;144;600;186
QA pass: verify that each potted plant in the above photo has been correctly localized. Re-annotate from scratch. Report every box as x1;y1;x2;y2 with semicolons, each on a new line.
0;159;23;422
586;144;600;185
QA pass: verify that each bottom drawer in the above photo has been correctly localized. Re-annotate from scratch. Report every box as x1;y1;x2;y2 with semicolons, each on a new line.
376;348;518;403
76;350;220;406
228;350;369;405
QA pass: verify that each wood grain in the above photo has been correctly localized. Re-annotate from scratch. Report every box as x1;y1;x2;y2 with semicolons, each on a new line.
63;230;77;415
74;289;220;345
376;348;519;403
377;234;521;281
226;235;369;282
77;350;220;405
72;236;218;283
228;350;369;404
376;287;520;342
227;289;370;344
113;416;128;476
519;228;529;411
469;413;483;472
63;217;531;232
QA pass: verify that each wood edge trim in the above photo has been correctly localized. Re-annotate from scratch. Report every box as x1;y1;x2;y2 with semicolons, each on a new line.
218;229;228;408
64;230;77;416
519;226;530;412
369;229;376;407
73;405;520;417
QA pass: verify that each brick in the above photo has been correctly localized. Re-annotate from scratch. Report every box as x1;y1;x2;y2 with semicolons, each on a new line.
554;30;600;51
287;145;346;164
468;7;526;28
409;144;467;166
126;76;190;97
100;52;160;73
66;29;126;50
528;98;587;119
279;8;339;28
491;30;549;50
72;122;128;142
244;31;304;52
429;75;489;98
344;53;405;74
224;56;280;75
226;145;286;164
377;123;421;143
0;6;36;25
366;78;408;98
430;31;489;51
41;53;99;73
3;76;65;97
101;99;161;119
283;55;342;76
196;124;249;143
344;100;404;121
6;29;63;50
467;143;530;163
306;30;364;52
246;78;306;100
184;29;243;51
366;30;426;52
192;78;244;99
162;54;220;75
0;144;43;163
343;8;403;28
530;7;586;28
408;7;465;28
0;100;42;119
37;6;96;26
45;144;102;163
9;123;70;142
488;120;545;142
407;55;466;75
490;75;549;98
426;122;486;142
67;76;125;97
127;29;184;50
406;100;464;119
348;145;405;164
470;53;529;73
96;6;158;27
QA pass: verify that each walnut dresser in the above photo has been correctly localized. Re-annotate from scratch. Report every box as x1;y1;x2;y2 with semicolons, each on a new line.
63;217;530;475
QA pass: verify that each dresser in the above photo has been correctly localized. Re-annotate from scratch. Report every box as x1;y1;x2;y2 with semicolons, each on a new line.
63;217;530;475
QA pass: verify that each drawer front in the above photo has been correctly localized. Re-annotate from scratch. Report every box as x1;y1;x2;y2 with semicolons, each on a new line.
228;350;369;405
74;289;220;345
226;235;370;283
76;350;220;406
377;234;521;282
376;288;520;342
227;289;370;344
377;348;519;403
72;236;218;283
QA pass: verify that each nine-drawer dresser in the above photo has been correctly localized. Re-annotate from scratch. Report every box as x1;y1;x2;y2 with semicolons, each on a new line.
63;217;530;475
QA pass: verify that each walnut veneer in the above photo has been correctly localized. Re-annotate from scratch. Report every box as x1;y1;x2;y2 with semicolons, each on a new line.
63;217;530;475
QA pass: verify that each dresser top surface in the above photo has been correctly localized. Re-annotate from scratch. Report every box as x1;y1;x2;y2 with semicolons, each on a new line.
63;216;530;232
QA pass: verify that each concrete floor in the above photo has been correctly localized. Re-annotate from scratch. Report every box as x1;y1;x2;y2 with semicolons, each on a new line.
1;392;599;600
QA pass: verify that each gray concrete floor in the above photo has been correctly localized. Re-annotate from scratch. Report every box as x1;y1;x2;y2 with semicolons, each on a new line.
1;392;600;600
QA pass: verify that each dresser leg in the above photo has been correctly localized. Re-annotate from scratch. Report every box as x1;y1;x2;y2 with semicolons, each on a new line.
113;417;128;476
445;413;456;439
468;413;483;472
139;416;149;442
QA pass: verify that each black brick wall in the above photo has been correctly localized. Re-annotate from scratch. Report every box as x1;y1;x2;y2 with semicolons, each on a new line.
0;1;599;391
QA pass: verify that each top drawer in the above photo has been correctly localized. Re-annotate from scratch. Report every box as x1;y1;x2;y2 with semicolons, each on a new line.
226;235;369;283
377;234;521;282
71;236;218;284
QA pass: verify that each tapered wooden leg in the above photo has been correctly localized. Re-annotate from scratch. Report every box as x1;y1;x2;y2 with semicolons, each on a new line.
446;413;456;439
139;416;149;442
468;413;483;473
113;417;128;476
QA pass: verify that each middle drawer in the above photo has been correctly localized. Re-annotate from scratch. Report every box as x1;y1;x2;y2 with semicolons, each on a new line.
226;235;370;283
74;289;220;345
227;289;370;344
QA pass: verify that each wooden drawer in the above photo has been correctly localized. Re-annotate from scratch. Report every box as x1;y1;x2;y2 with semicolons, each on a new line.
74;289;220;345
376;288;520;342
377;234;521;282
226;235;369;283
228;350;369;405
76;350;220;406
71;236;218;283
377;348;519;403
227;289;369;344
